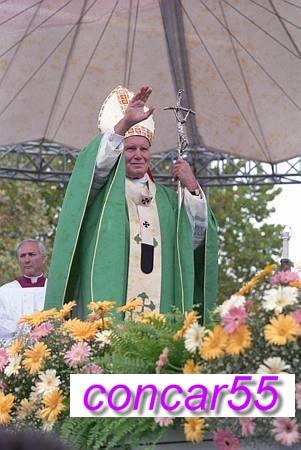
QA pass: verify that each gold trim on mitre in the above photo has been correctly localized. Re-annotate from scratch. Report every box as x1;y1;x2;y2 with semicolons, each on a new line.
98;86;155;144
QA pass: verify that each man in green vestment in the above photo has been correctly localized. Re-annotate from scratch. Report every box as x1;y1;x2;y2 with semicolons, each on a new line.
45;85;218;324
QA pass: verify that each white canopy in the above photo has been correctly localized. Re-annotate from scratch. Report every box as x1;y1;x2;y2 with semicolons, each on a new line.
0;0;300;163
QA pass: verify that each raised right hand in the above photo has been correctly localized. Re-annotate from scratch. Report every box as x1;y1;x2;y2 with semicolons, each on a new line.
114;86;155;135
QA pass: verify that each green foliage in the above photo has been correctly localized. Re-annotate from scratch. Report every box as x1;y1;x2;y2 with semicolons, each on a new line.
61;416;162;450
98;315;188;374
0;180;65;284
209;183;283;303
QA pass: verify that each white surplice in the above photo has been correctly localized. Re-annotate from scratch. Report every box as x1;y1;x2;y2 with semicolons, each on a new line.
0;278;46;341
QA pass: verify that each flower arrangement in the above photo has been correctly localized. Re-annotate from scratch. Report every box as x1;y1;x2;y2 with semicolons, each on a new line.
0;301;113;431
0;264;300;449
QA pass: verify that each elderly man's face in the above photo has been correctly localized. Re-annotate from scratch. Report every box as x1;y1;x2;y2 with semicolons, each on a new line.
18;242;46;277
124;135;151;179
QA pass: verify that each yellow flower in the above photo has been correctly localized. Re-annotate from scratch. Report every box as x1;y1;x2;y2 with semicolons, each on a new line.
18;398;35;419
184;417;205;443
289;281;301;288
40;389;65;422
235;264;277;296
266;263;277;273
264;314;300;345
7;339;24;356
116;298;144;312
19;308;57;327
199;325;228;360
96;317;113;330
0;392;14;424
135;311;166;324
227;325;252;355
23;342;51;374
54;301;76;320
183;359;202;374
173;311;200;340
87;301;116;315
64;319;98;341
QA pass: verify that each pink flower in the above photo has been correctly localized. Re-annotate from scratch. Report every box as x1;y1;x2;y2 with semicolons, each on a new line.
154;417;174;427
155;347;169;374
221;307;248;334
270;271;300;285
245;300;254;311
239;417;255;437
213;429;239;450
291;309;301;325
0;348;9;370
30;321;53;340
272;418;300;446
296;383;301;410
291;310;301;336
81;364;103;374
64;342;91;367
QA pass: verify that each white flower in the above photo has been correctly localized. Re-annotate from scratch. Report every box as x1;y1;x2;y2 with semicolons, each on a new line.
184;322;207;353
216;295;246;318
257;357;290;374
35;369;61;395
154;417;174;427
293;261;301;273
262;286;298;314
95;330;112;347
4;355;22;376
29;385;42;402
41;420;55;432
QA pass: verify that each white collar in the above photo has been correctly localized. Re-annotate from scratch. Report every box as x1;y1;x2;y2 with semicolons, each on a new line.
127;173;148;185
23;273;44;284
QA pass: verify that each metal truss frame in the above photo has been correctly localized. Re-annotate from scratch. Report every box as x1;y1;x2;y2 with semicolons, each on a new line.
0;141;76;184
0;141;300;187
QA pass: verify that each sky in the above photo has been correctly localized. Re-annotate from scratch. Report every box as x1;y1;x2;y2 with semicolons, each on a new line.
268;184;301;264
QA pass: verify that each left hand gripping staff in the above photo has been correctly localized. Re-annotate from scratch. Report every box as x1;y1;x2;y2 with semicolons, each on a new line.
164;89;196;209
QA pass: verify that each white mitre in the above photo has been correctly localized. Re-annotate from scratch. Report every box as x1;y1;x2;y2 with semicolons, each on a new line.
98;85;155;144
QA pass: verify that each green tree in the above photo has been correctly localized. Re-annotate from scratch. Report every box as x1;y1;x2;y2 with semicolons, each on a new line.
209;183;283;303
0;180;65;285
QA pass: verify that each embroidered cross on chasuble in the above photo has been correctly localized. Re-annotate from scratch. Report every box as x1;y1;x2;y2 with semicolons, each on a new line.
125;175;161;312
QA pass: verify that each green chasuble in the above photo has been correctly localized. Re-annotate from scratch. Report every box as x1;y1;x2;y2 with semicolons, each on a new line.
45;135;219;324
